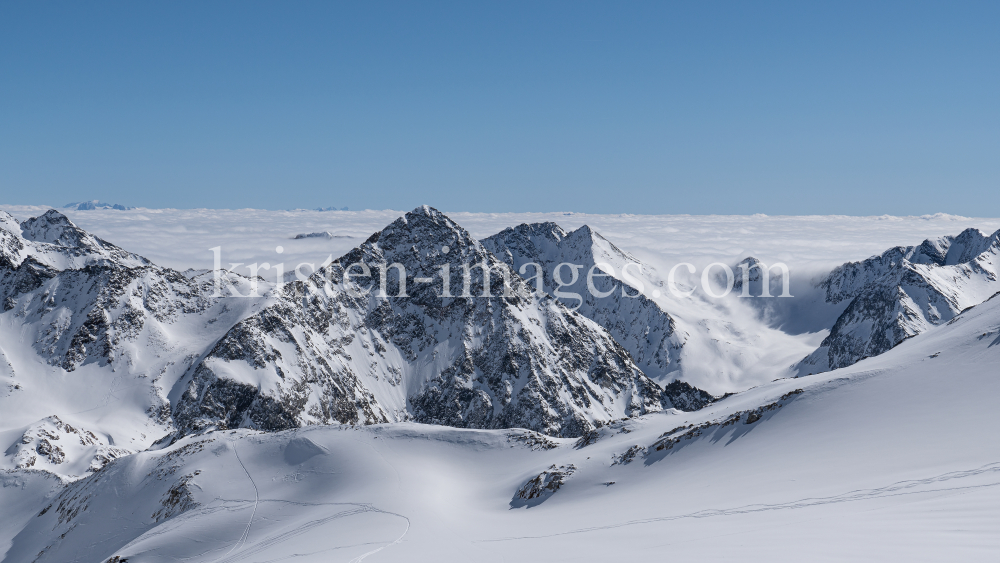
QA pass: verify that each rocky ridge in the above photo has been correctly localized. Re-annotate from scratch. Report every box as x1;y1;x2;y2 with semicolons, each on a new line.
797;227;1000;372
173;207;681;439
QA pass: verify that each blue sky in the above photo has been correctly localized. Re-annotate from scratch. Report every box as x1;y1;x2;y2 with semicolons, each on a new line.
1;1;997;215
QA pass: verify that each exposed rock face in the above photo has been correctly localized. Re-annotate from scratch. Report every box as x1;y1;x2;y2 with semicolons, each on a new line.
1;210;182;375
174;207;669;438
662;380;715;412
6;415;130;474
798;228;1000;373
512;464;577;506
482;222;682;380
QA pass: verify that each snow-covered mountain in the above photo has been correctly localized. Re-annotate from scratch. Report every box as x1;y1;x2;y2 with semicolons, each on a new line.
2;209;149;271
2;207;711;486
0;210;267;479
797;227;1000;373
172;207;679;440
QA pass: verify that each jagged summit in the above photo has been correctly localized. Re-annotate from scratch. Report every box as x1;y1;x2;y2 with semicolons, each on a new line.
0;210;20;232
331;205;504;298
376;205;476;250
172;208;679;440
798;226;1000;373
483;221;682;381
484;222;640;280
21;210;95;247
7;210;150;270
942;227;999;265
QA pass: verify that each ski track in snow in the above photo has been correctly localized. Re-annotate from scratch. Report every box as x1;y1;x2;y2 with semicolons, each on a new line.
478;461;1000;543
348;511;411;563
212;437;409;563
69;373;126;416
221;438;259;560
211;503;409;563
345;436;411;563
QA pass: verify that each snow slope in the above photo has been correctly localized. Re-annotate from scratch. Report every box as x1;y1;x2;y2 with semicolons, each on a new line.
5;291;999;562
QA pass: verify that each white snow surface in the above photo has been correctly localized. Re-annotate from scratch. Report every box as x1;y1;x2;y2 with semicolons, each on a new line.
4;291;1000;562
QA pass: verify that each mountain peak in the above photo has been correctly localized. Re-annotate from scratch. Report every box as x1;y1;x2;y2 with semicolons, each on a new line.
409;204;446;219
943;227;996;265
41;209;71;221
482;222;681;380
331;206;495;298
20;210;88;247
5;208;150;269
370;206;475;256
386;206;465;237
171;210;669;439
808;225;1000;373
0;210;20;233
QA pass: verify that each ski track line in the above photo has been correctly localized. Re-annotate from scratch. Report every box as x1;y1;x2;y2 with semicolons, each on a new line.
201;499;409;563
213;506;372;563
218;438;259;561
209;436;409;563
231;540;394;563
478;461;1000;543
348;512;411;563
344;434;411;563
69;373;125;416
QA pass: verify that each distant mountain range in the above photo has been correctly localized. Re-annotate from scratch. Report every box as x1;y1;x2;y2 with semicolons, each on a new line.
63;201;135;210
